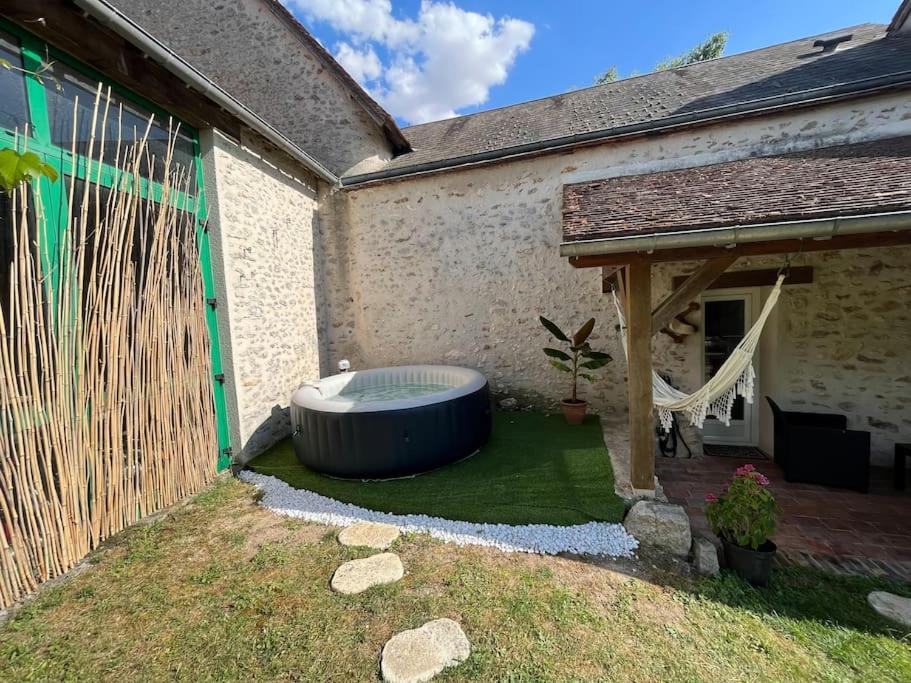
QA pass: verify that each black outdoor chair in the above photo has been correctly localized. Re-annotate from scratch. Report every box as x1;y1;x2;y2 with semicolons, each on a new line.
766;397;870;493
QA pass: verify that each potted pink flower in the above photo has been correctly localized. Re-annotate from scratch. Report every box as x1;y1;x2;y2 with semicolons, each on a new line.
705;464;779;586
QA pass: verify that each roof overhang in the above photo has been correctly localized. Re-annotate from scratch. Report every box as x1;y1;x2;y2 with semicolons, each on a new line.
561;135;911;264
61;0;340;184
560;210;911;260
890;0;911;33
262;0;411;156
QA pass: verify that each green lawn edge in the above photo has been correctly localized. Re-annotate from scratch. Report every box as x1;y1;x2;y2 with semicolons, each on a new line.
247;411;625;526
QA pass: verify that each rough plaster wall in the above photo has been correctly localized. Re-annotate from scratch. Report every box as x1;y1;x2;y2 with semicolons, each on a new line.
206;130;322;464
111;0;392;176
323;168;619;415
322;93;911;465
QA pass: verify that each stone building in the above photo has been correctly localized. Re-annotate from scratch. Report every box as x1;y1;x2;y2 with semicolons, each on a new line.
4;0;911;485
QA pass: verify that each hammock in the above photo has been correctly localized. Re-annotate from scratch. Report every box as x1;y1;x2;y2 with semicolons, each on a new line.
612;274;785;432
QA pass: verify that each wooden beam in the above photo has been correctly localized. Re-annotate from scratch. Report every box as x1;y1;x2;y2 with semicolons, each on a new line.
627;262;655;491
567;230;911;268
651;257;737;336
671;266;813;291
4;1;242;137
601;266;622;293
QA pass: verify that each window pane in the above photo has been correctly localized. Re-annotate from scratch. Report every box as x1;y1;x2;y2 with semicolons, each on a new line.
45;61;196;188
704;299;747;421
0;30;29;133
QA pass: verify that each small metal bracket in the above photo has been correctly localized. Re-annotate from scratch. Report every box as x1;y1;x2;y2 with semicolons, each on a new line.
222;446;233;457
206;297;218;309
214;373;225;383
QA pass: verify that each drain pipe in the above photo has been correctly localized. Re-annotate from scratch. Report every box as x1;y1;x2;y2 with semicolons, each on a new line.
72;0;339;186
560;210;911;257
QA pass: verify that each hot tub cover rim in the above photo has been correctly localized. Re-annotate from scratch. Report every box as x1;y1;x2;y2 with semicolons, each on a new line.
291;364;488;414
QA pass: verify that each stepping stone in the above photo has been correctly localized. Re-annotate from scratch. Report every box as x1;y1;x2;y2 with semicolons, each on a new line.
381;618;470;683
623;500;692;557
338;521;400;550
868;591;911;627
330;553;404;595
692;537;720;576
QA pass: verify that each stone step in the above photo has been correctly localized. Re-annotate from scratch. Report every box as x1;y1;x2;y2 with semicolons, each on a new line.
868;591;911;627
338;521;401;550
381;618;470;683
330;553;404;595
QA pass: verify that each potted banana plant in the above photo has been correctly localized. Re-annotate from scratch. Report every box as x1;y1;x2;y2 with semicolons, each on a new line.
539;316;612;424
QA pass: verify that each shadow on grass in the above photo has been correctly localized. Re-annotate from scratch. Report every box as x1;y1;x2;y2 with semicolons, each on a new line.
579;547;911;641
695;564;911;638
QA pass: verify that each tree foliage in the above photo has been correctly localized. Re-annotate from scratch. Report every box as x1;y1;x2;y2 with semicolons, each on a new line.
656;32;728;71
594;65;618;85
594;31;728;85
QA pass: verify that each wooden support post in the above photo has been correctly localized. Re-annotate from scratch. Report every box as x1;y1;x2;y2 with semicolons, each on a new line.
626;261;655;491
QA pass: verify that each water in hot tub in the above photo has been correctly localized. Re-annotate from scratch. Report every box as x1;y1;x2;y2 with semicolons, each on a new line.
337;382;453;402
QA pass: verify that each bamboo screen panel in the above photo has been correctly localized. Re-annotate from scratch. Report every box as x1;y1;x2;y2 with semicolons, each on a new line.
0;100;217;608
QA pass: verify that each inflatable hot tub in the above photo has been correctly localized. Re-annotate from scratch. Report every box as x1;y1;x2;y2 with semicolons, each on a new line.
290;365;492;479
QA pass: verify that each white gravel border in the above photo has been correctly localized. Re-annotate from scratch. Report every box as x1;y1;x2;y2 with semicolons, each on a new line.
239;471;639;558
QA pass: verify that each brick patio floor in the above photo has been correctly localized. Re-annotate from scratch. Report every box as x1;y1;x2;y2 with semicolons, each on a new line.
657;454;911;582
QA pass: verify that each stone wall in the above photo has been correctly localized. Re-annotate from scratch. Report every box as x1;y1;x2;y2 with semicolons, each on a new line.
112;0;393;176
650;250;911;467
321;93;911;466
202;130;322;464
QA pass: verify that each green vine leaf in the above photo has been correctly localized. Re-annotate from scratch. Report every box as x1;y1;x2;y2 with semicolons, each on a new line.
0;149;59;192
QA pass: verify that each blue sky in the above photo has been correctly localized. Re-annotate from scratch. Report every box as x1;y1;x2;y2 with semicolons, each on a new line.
287;0;900;126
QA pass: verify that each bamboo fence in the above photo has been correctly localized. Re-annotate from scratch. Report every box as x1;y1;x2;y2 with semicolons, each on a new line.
0;90;217;608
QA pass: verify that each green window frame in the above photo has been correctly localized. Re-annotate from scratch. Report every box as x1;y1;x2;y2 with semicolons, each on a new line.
0;19;232;471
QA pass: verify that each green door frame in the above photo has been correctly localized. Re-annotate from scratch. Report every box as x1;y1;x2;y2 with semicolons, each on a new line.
0;19;232;470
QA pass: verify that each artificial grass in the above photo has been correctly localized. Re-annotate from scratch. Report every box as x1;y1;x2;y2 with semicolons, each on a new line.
247;411;626;525
2;479;909;682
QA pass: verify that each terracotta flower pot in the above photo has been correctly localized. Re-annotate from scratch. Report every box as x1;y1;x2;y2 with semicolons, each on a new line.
722;539;777;586
560;399;587;425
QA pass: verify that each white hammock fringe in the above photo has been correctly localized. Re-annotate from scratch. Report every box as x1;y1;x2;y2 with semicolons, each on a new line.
613;275;784;432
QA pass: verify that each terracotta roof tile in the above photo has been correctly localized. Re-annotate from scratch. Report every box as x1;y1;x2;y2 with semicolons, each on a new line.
562;136;911;242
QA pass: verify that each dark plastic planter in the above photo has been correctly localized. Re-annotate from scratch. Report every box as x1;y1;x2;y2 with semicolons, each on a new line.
722;539;777;586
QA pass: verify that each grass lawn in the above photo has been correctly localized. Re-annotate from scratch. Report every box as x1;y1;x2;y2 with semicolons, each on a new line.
247;411;626;525
1;479;909;682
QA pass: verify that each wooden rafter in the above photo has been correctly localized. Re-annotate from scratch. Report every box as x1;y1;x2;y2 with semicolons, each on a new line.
601;266;622;293
670;266;813;291
651;256;737;336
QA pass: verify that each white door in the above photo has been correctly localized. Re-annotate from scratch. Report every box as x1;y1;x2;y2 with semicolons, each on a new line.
701;288;760;446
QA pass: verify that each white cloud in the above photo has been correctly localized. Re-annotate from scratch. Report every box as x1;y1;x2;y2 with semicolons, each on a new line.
335;42;383;84
289;0;534;124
